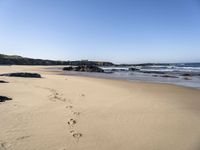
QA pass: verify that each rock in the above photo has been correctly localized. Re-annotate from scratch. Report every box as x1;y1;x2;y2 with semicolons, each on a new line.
140;71;165;74
0;96;12;102
128;68;140;71
160;75;178;78
63;66;74;71
152;75;159;77
75;65;104;72
0;80;8;83
182;73;192;77
111;69;127;72
0;72;41;78
63;65;104;73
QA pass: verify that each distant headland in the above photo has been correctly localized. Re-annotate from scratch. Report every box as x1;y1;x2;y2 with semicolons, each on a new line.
0;54;113;66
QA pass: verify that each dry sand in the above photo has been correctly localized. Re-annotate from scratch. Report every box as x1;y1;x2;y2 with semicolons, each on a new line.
0;65;200;150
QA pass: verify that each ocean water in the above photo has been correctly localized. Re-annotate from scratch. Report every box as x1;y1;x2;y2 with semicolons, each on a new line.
60;63;200;89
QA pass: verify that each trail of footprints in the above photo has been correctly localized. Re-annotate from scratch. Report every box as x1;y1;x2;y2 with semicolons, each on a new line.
66;105;83;141
35;86;67;102
0;86;83;149
47;88;83;141
35;86;83;141
48;89;66;102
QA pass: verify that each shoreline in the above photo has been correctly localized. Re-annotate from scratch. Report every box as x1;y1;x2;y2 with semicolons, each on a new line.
44;65;200;90
58;72;200;91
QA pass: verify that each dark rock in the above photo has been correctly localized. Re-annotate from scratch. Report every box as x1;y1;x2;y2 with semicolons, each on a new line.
0;80;9;83
152;75;159;77
140;71;165;74
160;75;178;78
182;73;192;77
128;68;140;71
0;96;12;102
0;72;41;78
110;69;127;72
77;65;104;72
63;65;104;73
63;66;74;71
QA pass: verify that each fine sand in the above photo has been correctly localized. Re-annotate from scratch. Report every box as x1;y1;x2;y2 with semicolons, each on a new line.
0;65;200;150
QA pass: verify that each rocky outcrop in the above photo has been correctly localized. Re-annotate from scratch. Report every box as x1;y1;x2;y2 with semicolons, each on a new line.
0;96;12;102
65;60;113;66
0;72;42;78
0;80;9;83
63;65;104;73
63;66;74;71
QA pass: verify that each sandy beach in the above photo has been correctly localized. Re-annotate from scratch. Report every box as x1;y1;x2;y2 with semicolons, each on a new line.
0;65;200;150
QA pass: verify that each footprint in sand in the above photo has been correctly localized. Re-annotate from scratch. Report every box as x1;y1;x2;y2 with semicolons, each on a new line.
81;94;85;97
64;96;82;141
48;89;66;102
73;112;80;116
66;105;73;109
72;132;83;140
0;142;11;150
36;86;68;102
16;135;31;141
69;130;83;141
70;130;75;133
67;119;77;125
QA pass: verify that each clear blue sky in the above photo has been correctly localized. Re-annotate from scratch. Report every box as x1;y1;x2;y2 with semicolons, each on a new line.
0;0;200;63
